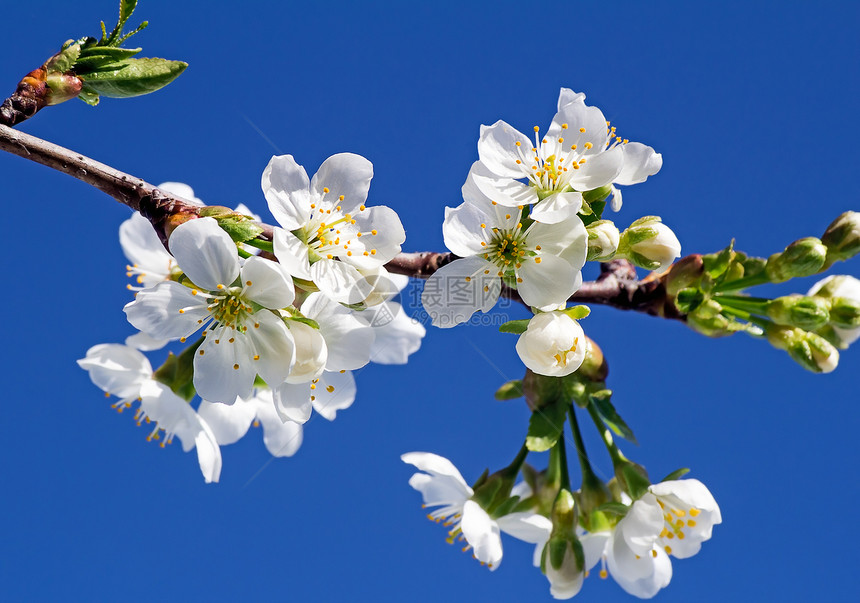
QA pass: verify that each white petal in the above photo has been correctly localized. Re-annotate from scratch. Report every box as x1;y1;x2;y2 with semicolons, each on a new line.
252;390;304;457
557;88;586;110
262;155;311;230
568;145;624;191
421;257;500;328
247;310;295;388
302;294;374;371
193;420;223;483
311;370;357;420
285;320;327;384
311;259;373;304
310;153;373;214
197;398;256;445
496;512;552;544
548;101;608;152
272;381;313;424
528;218;588;272
124;331;169;351
193;331;256;403
442;201;489;257
581;532;611;571
168;218;239;290
76;344;152;398
241;255;295;309
349;205;405;264
157;181;204;206
400;452;472;492
272;227;313;280
466;161;537;208
119;213;173;285
516;254;577;308
616;142;663;186
620;496;664;556
610;185;623;212
530;192;584;224
608;533;672;599
478;120;534;178
368;305;426;364
123;281;208;341
461;500;503;570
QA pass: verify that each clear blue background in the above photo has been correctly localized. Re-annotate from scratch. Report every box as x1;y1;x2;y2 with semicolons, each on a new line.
1;1;858;601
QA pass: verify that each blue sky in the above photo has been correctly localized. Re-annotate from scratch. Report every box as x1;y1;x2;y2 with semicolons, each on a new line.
1;1;858;601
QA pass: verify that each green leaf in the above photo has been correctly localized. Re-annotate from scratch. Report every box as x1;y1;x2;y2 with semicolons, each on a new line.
107;0;139;45
702;240;735;279
660;467;691;482
494;379;523;401
526;400;567;452
78;46;142;60
621;464;651;500
596;502;629;516
590;390;638;444
220;220;264;243
79;57;187;98
499;319;531;334
46;42;81;73
77;87;100;106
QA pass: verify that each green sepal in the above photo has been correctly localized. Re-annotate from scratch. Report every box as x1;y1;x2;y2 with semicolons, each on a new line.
562;305;591;320
578;190;609;227
46;42;81;73
590;390;638;445
621;464;651;500
526;401;568;452
152;339;202;402
77;88;100;105
491;496;521;518
582;185;612;207
675;287;705;314
625;226;658;247
499;319;531;334
219;218;264;244
523;369;577;411
702;240;734;279
79;57;187;98
660;467;690;482
494;379;523;401
286;316;320;330
595;502;629;517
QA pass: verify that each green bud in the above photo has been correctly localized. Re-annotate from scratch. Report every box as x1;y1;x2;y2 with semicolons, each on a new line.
665;254;704;297
766;325;840;373
618;217;682;272
686;299;744;337
44;72;83;105
766;295;830;331
765;237;827;283
586;220;620;261
577;337;608;382
821;211;860;265
828;297;860;329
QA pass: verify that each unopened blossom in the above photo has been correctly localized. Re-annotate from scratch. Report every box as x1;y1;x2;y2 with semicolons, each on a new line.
809;275;860;348
198;389;303;458
545;541;585;600
264;153;406;304
401;452;551;571
516;311;587;377
77;343;222;483
422;177;587;327
621;218;681;272
473;88;661;223
124;217;297;403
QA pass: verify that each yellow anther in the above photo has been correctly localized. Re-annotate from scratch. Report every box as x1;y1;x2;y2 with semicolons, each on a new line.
558;137;564;143
561;123;568;129
217;284;224;290
599;569;608;579
515;159;521;164
533;126;540;132
515;141;521;147
534;257;542;264
673;509;686;517
483;286;489;292
677;532;685;540
371;229;378;235
517;277;523;283
327;254;333;259
584;142;593;150
687;520;697;527
465;277;471;282
359;205;366;211
505;214;511;219
323;187;330;193
326;385;335;393
689;508;701;517
579;127;586;133
180;337;186;343
253;355;260;361
370;249;377;255
356;232;362;237
339;195;344;201
665;545;672;554
191;289;198;296
233;363;239;370
178;309;185;314
651;550;657;558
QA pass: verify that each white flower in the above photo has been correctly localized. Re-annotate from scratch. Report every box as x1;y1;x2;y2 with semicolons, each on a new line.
587;220;621;262
401;452;552;571
264;153;406;304
545;541;585;600
581;479;720;599
422;179;587;327
809;275;860;348
473;88;661;223
516;311;587;377
124;217;297;403
198;389;303;458
77;343;222;483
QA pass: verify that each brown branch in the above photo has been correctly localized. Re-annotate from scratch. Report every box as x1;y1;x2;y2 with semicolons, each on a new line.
0;123;683;319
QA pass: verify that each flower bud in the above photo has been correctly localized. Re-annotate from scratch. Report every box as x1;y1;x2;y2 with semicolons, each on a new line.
765;237;827;283
619;217;681;272
766;295;830;331
586;220;620;261
44;72;82;105
686;299;743;337
516;312;586;377
576;336;608;381
809;275;860;347
821;211;860;265
543;489;585;600
766;325;839;373
665;254;704;297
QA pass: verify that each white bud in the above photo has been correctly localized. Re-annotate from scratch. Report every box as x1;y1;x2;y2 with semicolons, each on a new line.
285;321;328;383
587;220;620;261
516;312;586;377
545;541;584;599
809;275;860;347
628;222;681;272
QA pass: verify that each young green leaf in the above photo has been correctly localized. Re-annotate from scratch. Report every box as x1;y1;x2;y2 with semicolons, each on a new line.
526;401;567;452
660;467;691;482
79;58;187;98
499;319;531;334
590;390;638;445
494;379;524;401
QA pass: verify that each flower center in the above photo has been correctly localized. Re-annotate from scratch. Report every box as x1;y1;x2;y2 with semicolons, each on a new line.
482;222;532;277
296;188;380;261
207;287;254;331
553;339;580;367
656;498;701;552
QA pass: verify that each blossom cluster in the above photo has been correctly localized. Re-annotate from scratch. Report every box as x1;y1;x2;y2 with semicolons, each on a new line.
402;452;721;600
79;172;425;481
421;88;679;375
